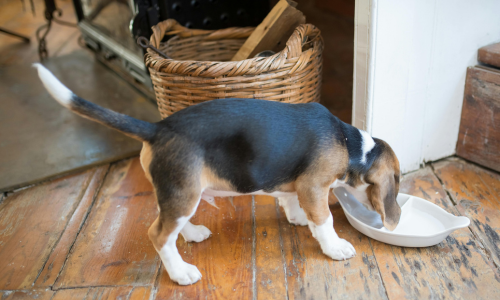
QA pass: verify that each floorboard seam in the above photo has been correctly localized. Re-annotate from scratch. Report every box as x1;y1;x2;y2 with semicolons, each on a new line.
275;198;290;300
125;286;135;300
0;283;149;293
366;238;390;300
50;284;153;291
467;226;500;271
49;290;57;300
251;195;257;300
31;169;100;287
430;163;457;206
48;165;112;288
150;261;163;300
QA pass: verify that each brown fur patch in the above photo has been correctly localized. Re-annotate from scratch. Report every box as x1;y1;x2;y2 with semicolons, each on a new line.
295;139;349;225
139;142;154;183
200;165;236;191
273;182;296;193
148;217;169;251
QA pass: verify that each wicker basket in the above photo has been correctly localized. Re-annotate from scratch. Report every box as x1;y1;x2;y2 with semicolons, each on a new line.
145;19;323;118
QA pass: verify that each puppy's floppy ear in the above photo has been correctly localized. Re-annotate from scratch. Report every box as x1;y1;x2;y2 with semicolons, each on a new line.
367;173;401;231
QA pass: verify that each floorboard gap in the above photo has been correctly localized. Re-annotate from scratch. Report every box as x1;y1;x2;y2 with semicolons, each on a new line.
31;171;97;286
275;198;290;300
366;238;390;300
51;284;152;291
48;165;111;287
150;262;163;300
430;163;458;206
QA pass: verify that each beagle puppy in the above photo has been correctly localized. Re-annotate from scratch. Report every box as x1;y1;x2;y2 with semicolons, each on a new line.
34;64;401;286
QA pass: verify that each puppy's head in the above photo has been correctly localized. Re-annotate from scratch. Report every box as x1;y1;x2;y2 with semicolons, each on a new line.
364;139;401;231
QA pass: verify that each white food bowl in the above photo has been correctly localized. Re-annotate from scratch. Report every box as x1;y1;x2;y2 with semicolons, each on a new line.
333;189;470;247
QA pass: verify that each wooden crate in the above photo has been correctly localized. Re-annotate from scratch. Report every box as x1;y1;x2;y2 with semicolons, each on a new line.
478;42;500;69
456;66;500;172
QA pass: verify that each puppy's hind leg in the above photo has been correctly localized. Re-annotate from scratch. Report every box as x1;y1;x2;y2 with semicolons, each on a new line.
148;188;204;285
295;182;356;261
181;221;212;243
278;195;308;226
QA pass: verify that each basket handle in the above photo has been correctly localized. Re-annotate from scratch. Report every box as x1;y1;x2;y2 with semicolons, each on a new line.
149;19;254;49
283;24;322;59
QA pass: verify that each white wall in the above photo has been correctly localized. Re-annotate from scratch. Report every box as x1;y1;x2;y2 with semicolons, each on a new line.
353;0;500;173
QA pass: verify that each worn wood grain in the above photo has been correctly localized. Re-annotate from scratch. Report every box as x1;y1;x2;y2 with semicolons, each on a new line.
1;290;54;300
54;158;160;288
128;287;152;300
279;193;387;300
231;0;305;61
156;196;253;300
52;288;92;300
433;158;500;274
456;66;500;172
371;166;500;300
478;42;500;68
0;169;96;290
49;286;151;300
35;165;109;287
254;195;287;299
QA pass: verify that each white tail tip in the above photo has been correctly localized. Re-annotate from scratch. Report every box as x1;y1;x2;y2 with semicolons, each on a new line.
33;63;74;107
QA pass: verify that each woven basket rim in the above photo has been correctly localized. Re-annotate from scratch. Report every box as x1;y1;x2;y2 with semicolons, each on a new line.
144;19;323;78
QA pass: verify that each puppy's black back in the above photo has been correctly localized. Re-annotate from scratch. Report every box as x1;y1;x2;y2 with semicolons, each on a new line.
155;99;344;193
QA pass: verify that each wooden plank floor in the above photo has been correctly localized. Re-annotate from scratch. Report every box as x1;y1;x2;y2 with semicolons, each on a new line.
2;156;500;299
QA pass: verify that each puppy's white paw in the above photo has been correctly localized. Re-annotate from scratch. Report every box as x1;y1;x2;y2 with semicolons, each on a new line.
181;224;212;243
323;238;356;260
169;262;202;285
287;211;309;226
279;196;309;226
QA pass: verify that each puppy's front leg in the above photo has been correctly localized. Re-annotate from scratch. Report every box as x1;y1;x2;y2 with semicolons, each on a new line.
296;184;356;261
308;213;356;260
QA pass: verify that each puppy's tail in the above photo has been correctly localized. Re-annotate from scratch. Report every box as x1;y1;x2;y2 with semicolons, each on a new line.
33;63;157;142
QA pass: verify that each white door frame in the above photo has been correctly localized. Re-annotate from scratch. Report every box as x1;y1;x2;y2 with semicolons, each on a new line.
352;0;500;173
352;0;376;133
